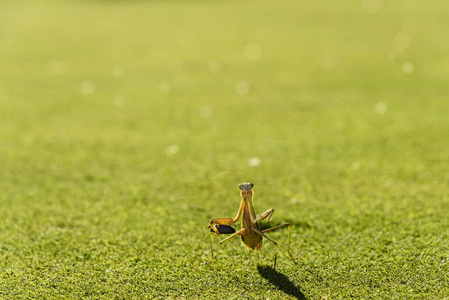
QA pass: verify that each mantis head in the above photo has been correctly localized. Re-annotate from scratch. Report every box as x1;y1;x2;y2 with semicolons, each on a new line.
239;183;254;194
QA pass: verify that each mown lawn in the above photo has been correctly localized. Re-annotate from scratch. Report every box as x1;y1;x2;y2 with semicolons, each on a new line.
1;0;449;298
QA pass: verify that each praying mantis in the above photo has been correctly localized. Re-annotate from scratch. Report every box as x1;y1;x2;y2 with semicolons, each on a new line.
207;183;295;268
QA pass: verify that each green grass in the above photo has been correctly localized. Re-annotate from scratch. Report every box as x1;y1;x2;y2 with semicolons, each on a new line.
1;0;449;298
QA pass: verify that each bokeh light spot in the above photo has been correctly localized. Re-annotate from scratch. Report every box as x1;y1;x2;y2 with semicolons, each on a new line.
248;158;260;167
320;54;340;70
199;105;213;118
374;101;388;114
351;162;361;171
402;62;414;74
113;95;126;107
362;0;383;13
208;60;221;73
159;81;171;94
45;60;68;75
111;64;124;77
244;43;262;60
169;60;184;75
166;145;179;155
236;81;250;95
80;81;95;95
393;33;411;50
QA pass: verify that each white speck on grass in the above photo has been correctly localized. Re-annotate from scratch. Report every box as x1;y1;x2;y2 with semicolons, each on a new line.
159;81;171;94
361;0;383;13
244;43;262;60
236;81;250;95
111;64;124;77
80;81;95;95
402;62;414;74
199;105;213;118
374;101;388;114
166;145;179;155
320;53;340;70
248;158;260;167
208;60;221;73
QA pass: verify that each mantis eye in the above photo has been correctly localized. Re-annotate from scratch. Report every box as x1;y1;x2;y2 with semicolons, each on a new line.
239;184;243;190
249;183;254;189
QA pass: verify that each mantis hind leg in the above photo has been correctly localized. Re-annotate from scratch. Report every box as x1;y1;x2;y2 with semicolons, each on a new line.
209;234;214;262
253;228;279;269
262;223;295;264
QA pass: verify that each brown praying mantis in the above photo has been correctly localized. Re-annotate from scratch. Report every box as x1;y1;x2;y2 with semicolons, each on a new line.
207;183;295;268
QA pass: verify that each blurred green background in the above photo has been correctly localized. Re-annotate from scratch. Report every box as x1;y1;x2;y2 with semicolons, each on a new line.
1;0;449;298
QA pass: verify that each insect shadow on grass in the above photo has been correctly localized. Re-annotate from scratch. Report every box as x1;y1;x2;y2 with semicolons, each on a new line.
257;265;307;300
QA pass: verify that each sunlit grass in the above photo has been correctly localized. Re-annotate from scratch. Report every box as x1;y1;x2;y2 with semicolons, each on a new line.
1;0;449;298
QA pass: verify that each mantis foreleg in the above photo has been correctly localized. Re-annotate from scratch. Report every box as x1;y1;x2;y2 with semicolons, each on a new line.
254;208;275;224
218;228;245;245
208;197;246;234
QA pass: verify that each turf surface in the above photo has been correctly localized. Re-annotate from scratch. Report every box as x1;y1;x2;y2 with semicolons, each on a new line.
1;0;449;298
